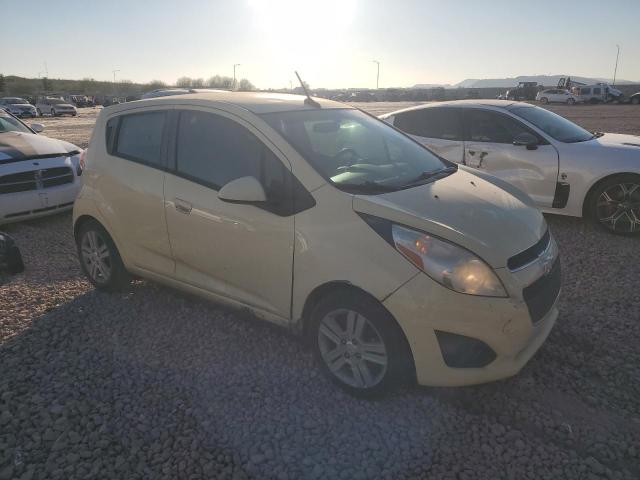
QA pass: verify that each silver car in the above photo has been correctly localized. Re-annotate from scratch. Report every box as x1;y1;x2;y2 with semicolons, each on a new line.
382;100;640;235
0;97;38;118
35;98;77;117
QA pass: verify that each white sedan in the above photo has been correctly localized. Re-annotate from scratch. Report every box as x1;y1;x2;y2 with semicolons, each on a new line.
536;89;581;105
381;100;640;235
0;111;83;224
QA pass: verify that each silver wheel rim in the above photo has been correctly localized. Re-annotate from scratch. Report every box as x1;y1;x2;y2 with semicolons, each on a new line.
81;230;112;283
596;183;640;233
318;309;388;389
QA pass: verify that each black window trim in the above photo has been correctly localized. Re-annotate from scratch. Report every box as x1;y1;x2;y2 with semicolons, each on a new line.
109;109;171;171
462;107;549;145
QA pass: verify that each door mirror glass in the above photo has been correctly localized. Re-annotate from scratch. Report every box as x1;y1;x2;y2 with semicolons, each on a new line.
31;123;44;133
218;176;267;204
513;132;538;150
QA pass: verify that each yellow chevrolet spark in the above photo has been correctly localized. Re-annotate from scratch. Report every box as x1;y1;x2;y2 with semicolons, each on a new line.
74;92;560;396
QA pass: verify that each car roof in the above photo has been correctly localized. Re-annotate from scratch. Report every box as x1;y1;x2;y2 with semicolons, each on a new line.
382;99;527;116
113;91;349;114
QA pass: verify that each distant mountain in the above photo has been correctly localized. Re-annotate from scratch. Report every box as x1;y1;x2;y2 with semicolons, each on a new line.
451;75;637;88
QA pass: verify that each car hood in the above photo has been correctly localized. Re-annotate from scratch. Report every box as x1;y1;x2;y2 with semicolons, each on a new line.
0;131;80;164
352;168;546;268
589;133;640;150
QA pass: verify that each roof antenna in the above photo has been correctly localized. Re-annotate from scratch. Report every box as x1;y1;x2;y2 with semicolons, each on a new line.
295;71;321;108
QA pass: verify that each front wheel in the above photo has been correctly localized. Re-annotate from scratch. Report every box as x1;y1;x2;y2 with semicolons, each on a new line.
631;97;640;105
76;220;131;290
567;98;575;105
51;108;57;116
589;175;640;235
539;97;548;104
310;290;413;397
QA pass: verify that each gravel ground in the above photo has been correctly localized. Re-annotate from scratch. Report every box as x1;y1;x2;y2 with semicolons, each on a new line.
1;104;639;480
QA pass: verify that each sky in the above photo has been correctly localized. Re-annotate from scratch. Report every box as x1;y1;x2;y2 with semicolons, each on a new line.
1;0;639;89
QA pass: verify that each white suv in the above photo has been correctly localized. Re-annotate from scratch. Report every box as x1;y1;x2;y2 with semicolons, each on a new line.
74;92;560;395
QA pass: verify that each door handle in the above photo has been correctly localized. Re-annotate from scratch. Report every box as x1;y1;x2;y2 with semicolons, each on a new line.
174;198;192;215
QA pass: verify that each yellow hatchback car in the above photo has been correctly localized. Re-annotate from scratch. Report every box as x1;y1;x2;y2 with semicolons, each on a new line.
74;92;560;396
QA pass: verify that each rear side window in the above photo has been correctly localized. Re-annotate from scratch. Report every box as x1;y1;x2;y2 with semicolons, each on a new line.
465;109;531;144
394;108;462;141
114;111;166;166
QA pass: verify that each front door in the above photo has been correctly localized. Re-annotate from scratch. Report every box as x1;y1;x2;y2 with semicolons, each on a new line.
163;108;294;322
392;107;464;163
462;109;559;208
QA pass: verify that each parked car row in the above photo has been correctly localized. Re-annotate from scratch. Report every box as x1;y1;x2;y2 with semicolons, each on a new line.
0;97;78;117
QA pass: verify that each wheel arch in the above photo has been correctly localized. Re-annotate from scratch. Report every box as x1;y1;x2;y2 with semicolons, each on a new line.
582;172;640;217
297;281;416;378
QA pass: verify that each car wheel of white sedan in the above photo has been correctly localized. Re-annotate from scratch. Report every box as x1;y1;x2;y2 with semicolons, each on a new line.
310;290;413;397
77;220;131;290
591;175;640;235
539;97;548;104
567;98;575;105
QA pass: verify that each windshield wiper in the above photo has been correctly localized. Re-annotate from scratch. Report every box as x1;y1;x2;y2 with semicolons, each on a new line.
399;166;457;189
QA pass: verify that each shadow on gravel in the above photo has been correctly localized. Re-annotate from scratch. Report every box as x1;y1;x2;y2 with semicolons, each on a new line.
1;213;639;479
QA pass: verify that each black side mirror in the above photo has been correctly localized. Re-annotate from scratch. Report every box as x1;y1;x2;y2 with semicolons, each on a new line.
513;132;538;150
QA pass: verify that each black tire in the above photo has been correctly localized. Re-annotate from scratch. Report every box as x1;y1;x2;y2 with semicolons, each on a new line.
539;97;548;104
76;220;131;290
567;98;575;105
36;108;42;116
51;108;57;116
587;174;640;236
631;97;640;105
308;289;414;397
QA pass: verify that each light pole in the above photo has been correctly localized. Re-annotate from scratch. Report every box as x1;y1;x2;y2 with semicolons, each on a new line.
372;60;380;89
233;64;241;90
112;69;120;83
613;45;620;85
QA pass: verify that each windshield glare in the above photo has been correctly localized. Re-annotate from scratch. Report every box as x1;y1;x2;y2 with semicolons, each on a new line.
261;109;448;192
508;105;593;143
0;114;32;134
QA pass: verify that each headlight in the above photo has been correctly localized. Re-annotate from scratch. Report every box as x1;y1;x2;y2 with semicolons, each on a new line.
391;224;507;297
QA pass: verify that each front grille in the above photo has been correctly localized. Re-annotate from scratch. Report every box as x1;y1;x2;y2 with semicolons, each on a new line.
508;230;550;271
523;258;561;324
0;167;74;194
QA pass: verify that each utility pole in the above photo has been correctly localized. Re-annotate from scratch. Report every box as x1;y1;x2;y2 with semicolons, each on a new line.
44;61;49;78
372;60;380;89
112;69;120;83
613;45;620;85
233;64;241;90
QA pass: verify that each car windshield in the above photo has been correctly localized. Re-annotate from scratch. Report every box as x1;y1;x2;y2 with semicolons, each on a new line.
0;114;32;134
260;108;451;193
4;98;28;104
508;105;593;143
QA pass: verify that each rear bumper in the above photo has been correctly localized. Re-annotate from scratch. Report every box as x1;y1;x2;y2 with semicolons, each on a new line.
383;272;559;387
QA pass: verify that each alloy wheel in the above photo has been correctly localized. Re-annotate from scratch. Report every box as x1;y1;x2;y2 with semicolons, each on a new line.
80;230;112;283
596;183;640;233
317;308;388;389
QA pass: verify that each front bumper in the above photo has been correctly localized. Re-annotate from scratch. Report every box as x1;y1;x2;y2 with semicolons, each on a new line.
0;182;80;224
383;263;559;387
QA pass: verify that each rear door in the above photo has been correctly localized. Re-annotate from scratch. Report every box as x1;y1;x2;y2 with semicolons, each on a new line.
392;107;464;163
98;108;174;275
462;108;559;207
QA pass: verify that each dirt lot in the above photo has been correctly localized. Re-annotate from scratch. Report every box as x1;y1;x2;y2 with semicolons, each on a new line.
1;103;639;480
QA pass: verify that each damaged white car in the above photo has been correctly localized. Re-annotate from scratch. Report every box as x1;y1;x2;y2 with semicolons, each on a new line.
0;111;83;224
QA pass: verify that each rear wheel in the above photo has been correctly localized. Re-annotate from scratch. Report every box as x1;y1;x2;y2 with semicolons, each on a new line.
310;290;413;397
51;108;57;116
76;220;131;290
631;97;640;105
567;98;575;105
539;97;548;104
589;175;640;235
36;108;42;116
